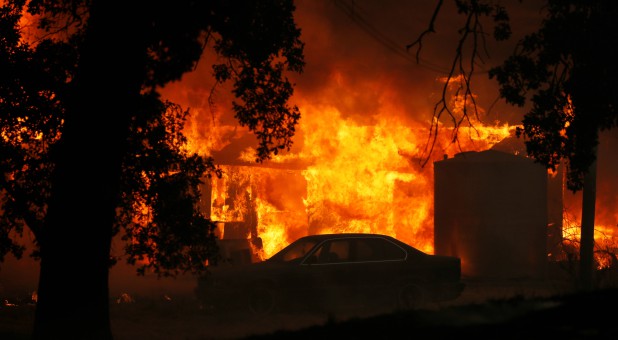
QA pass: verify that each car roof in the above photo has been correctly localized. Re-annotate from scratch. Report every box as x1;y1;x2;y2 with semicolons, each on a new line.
297;233;400;241
287;233;420;255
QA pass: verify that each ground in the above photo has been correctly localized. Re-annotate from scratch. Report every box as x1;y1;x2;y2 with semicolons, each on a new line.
2;277;618;339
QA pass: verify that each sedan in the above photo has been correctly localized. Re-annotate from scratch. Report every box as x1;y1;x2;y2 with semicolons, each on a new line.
195;233;465;315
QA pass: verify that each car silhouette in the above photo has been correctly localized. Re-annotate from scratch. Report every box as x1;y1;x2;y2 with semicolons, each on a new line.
196;233;465;315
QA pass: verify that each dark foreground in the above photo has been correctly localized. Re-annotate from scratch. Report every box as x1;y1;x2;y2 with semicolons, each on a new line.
2;279;617;339
247;288;618;339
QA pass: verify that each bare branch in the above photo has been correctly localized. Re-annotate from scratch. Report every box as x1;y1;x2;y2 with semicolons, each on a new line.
406;0;444;62
413;1;497;168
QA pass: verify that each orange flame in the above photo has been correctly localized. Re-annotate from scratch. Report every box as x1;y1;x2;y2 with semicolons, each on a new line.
562;209;618;269
193;78;516;259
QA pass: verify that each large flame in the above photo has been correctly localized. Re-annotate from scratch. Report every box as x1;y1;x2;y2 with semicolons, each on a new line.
155;2;616;266
189;74;517;259
4;0;616;285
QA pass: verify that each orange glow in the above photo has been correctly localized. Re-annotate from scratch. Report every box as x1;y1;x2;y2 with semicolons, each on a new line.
562;210;618;269
192;74;517;259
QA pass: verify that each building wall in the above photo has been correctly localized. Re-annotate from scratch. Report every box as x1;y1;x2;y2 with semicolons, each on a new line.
434;150;548;279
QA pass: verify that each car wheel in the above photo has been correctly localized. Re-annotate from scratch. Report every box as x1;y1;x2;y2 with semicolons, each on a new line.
248;285;277;315
397;283;426;311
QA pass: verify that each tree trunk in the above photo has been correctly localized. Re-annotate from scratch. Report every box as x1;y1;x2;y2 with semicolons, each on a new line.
579;148;597;291
33;2;148;339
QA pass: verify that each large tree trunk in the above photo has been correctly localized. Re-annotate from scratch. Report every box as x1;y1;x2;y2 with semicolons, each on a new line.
33;2;148;339
579;148;597;291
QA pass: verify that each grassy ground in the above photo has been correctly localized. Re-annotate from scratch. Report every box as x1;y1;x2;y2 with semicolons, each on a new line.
1;277;592;340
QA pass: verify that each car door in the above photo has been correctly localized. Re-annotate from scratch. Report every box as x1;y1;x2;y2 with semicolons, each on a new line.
346;237;409;308
300;237;355;311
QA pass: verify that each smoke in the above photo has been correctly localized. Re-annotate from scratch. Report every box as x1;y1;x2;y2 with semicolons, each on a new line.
161;0;546;164
291;0;445;124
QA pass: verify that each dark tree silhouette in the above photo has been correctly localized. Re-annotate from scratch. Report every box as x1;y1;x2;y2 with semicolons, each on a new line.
411;0;618;291
0;0;304;339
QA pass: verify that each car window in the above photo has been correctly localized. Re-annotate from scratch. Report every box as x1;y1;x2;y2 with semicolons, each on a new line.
355;238;376;261
270;238;318;263
329;240;350;262
354;237;406;262
313;239;350;264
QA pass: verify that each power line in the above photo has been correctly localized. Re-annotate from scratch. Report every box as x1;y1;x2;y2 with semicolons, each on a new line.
332;0;451;74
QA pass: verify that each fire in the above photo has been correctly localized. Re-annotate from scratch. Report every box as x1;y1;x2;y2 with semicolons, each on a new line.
562;209;618;269
298;105;430;251
197;79;516;259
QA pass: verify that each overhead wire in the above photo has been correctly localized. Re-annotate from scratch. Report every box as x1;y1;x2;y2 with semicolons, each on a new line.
332;0;451;74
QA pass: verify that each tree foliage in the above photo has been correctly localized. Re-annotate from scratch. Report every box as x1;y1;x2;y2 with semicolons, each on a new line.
489;0;618;192
0;0;305;276
410;0;618;192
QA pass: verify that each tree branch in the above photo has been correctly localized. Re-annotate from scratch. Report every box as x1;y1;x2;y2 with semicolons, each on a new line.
406;0;444;62
411;1;495;167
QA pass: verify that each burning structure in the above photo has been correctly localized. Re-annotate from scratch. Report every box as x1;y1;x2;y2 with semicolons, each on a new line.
202;147;563;281
157;1;618;283
200;165;309;264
